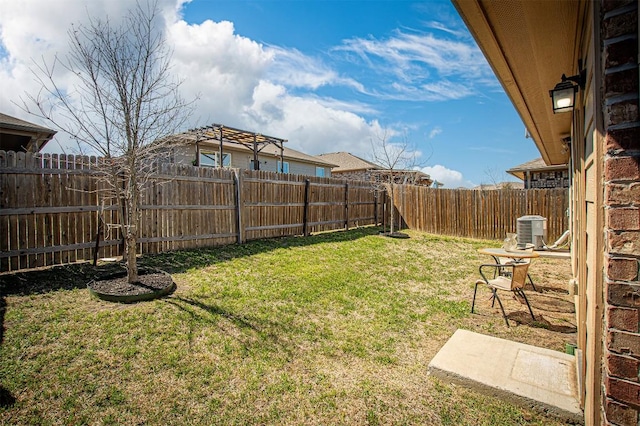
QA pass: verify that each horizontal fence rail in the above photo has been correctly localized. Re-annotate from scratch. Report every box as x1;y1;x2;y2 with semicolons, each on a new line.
1;150;569;272
0;151;382;272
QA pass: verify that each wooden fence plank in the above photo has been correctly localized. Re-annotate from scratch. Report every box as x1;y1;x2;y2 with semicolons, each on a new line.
0;150;569;272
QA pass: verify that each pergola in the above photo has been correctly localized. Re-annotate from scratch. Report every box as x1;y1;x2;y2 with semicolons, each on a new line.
189;124;287;171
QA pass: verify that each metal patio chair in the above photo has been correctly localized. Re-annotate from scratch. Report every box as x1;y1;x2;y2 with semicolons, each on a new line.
471;261;535;327
490;245;538;292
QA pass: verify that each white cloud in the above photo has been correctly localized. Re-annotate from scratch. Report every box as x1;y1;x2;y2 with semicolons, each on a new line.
421;164;474;188
168;18;274;125
266;46;364;92
0;0;488;162
0;0;180;142
245;81;381;155
429;126;442;139
423;21;468;38
0;0;384;156
333;29;498;101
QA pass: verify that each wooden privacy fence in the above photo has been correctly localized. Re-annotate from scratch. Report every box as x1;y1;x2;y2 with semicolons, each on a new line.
0;151;382;272
1;150;570;272
392;185;569;242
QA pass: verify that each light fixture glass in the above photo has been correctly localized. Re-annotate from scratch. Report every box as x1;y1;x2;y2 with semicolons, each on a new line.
549;81;578;113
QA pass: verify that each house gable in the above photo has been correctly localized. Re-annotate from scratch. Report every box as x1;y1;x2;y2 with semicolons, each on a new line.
507;158;569;189
0;112;57;152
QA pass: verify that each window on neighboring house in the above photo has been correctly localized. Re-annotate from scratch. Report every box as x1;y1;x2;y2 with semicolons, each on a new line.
277;160;289;174
199;151;231;167
315;167;325;177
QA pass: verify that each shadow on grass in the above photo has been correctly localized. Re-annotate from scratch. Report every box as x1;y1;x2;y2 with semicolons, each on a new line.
0;297;4;345
532;284;569;295
0;385;15;408
0;226;380;298
166;296;259;331
164;296;294;358
0;227;377;386
0;298;12;408
473;286;577;334
507;311;577;333
527;292;575;314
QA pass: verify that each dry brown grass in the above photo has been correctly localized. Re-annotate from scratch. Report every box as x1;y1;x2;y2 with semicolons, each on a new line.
0;228;576;425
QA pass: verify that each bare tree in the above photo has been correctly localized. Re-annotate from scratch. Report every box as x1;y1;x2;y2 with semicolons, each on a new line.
482;166;514;190
23;1;193;283
370;129;427;235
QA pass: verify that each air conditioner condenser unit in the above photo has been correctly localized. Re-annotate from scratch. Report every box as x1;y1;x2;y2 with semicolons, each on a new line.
517;215;547;250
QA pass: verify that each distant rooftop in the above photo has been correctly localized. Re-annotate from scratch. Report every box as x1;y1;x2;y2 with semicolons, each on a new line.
315;152;380;172
473;181;525;190
507;158;568;181
0;112;57;152
176;125;336;168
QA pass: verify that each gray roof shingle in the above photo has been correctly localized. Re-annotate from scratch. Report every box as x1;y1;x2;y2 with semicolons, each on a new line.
315;152;380;172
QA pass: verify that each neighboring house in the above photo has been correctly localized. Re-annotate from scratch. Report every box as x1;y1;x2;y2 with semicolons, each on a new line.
170;124;335;178
453;1;639;423
316;151;433;186
507;158;570;189
0;112;56;152
315;152;380;181
370;169;433;187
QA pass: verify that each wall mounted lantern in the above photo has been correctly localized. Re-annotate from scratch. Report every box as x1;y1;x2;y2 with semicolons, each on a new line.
549;64;586;114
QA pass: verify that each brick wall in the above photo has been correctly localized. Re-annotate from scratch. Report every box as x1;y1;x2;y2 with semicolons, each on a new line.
602;0;640;424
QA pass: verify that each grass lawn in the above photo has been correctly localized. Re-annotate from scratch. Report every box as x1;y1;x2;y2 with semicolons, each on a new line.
0;227;576;425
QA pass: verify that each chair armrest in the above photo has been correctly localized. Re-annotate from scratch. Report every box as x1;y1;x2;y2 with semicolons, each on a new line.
478;263;513;282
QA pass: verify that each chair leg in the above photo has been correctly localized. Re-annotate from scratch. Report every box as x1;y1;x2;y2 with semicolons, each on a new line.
527;273;538;292
517;289;536;321
471;280;484;313
471;282;479;313
493;290;510;327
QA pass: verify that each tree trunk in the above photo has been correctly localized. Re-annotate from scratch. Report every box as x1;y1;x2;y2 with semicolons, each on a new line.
389;184;395;234
126;227;138;283
125;175;139;284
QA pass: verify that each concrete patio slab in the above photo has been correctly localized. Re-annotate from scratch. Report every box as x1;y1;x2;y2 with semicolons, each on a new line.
428;329;583;424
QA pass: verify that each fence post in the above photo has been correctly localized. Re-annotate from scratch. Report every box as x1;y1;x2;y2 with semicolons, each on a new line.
303;179;310;237
374;189;378;226
234;170;245;244
93;201;104;266
344;182;349;230
382;189;387;232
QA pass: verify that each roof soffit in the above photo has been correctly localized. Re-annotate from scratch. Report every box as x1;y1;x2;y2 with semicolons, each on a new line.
453;0;583;165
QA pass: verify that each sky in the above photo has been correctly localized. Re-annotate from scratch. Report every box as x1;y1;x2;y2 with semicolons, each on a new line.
0;0;541;188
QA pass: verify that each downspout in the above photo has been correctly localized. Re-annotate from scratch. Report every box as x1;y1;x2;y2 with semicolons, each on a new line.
280;140;286;172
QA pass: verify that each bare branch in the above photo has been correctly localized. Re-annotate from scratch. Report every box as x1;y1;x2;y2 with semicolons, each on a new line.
21;0;196;283
369;129;431;235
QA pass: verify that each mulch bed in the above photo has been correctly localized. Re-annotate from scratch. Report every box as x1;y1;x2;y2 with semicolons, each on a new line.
88;272;173;296
87;270;175;303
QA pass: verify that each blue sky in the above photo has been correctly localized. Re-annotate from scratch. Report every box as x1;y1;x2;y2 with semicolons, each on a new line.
0;0;541;187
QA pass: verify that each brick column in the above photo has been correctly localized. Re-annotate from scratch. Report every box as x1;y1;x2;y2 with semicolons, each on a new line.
602;1;640;424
